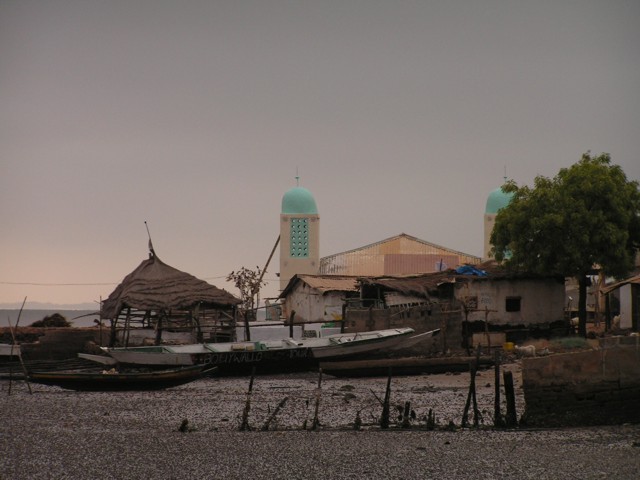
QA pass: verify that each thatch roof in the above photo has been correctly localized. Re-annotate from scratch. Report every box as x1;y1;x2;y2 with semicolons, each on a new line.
101;254;240;319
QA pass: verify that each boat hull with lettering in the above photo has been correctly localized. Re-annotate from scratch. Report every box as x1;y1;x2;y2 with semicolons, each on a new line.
101;328;429;375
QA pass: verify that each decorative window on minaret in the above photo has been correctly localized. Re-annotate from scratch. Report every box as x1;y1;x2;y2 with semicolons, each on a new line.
290;218;309;257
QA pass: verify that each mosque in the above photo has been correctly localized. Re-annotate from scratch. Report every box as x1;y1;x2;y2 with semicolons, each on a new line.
278;182;514;292
483;185;515;259
275;181;568;341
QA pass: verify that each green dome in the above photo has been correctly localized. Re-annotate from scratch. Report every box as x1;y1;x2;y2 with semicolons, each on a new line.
485;187;514;214
281;187;318;214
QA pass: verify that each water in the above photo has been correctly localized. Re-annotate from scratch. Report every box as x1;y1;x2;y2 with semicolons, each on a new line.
0;310;100;328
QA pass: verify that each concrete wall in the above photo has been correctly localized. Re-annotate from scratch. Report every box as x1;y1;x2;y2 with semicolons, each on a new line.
344;303;463;353
456;278;564;326
522;341;640;426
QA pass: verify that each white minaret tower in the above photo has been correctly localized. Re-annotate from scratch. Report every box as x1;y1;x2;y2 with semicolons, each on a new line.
484;178;514;260
279;177;320;291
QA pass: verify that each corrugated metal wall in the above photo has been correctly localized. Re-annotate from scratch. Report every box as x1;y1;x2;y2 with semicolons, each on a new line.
319;235;481;276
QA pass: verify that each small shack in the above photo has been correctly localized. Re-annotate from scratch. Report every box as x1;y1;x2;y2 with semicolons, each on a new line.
347;261;566;351
279;274;360;328
101;252;241;346
601;272;640;332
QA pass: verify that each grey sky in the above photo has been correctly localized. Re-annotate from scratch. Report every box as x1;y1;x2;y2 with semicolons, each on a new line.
1;0;639;306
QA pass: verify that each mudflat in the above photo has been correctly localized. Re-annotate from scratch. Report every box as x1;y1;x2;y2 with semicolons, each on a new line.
2;365;639;479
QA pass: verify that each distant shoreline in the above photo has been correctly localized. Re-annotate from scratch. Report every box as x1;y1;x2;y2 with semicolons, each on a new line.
0;309;100;328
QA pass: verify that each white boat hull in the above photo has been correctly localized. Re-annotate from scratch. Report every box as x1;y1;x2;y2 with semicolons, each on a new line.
99;327;424;374
0;344;20;358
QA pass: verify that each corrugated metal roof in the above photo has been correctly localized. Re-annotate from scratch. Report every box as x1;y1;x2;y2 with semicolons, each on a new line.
358;261;561;297
319;233;482;276
321;233;481;262
279;274;359;298
601;273;640;294
280;261;557;300
297;275;360;293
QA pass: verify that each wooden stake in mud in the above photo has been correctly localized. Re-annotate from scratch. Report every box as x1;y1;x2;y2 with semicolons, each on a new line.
462;346;481;427
311;368;323;430
503;370;518;427
7;297;32;395
239;367;256;431
380;367;392;429
494;349;504;427
401;401;412;429
261;397;288;431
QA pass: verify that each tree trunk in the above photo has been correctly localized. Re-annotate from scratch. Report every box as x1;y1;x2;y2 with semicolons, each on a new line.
578;274;588;337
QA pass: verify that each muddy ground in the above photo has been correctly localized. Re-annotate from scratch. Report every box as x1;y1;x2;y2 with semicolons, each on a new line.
2;362;640;479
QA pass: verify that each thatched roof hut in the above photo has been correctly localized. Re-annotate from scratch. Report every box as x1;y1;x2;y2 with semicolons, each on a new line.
102;254;240;319
101;253;240;345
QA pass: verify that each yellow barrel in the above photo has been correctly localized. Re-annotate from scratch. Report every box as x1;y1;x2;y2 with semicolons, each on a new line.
503;342;514;352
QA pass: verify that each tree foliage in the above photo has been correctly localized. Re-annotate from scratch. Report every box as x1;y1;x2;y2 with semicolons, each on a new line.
30;313;71;328
226;266;267;316
490;152;640;336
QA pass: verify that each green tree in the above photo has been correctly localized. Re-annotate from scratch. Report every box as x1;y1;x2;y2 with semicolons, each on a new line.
226;266;267;319
490;153;640;336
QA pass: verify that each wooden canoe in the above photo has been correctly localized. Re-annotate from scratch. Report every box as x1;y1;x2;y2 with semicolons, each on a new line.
27;364;217;391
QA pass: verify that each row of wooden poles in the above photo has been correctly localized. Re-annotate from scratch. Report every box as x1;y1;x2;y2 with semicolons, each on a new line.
235;348;517;432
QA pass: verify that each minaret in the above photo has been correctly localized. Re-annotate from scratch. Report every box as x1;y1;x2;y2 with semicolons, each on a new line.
483;179;514;260
279;177;320;291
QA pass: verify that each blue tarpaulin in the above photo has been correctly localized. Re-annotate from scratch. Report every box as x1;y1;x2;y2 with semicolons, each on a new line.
455;265;488;277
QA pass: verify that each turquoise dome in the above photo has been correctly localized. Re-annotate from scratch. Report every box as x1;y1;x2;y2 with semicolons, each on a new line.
281;187;318;214
485;187;514;214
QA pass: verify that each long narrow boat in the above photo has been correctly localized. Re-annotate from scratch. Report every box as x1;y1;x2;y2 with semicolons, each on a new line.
100;327;434;375
27;364;217;391
320;355;494;378
308;328;440;360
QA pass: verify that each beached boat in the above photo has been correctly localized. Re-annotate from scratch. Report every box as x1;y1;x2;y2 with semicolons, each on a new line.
309;328;440;360
27;364;216;391
100;327;432;375
77;352;118;366
320;354;494;378
0;343;21;360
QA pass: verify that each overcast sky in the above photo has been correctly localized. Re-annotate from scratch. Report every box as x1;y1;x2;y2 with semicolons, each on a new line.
1;0;639;308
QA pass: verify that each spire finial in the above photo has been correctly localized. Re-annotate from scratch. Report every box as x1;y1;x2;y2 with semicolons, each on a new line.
503;165;507;184
295;167;300;187
145;221;156;258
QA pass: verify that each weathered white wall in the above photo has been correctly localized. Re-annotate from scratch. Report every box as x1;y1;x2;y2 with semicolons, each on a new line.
619;284;633;329
283;282;344;324
455;278;564;325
